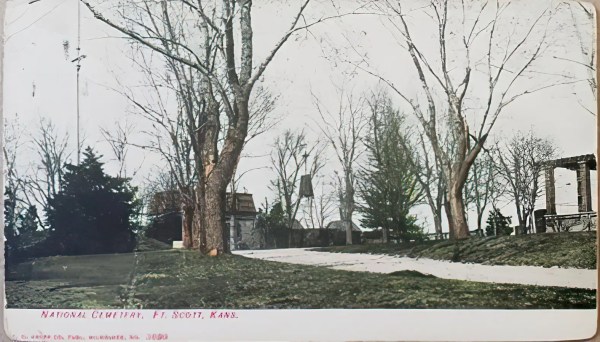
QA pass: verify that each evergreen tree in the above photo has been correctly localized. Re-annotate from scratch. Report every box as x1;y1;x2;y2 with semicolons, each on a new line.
485;208;513;236
19;206;41;242
4;188;43;261
255;202;288;248
4;187;18;242
4;187;19;258
358;100;424;243
267;202;287;229
45;148;138;255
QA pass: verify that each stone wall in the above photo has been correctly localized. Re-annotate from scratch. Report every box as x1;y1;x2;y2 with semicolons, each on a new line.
236;219;263;250
264;229;361;249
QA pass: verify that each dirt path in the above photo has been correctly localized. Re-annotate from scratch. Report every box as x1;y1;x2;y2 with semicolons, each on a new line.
234;248;597;289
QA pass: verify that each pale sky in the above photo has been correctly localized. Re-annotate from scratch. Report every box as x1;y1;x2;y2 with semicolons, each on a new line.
3;0;597;233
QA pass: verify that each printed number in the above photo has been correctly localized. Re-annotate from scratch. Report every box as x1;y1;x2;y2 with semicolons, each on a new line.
146;333;168;340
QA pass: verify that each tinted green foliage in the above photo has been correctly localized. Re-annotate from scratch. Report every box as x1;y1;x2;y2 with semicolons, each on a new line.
4;187;46;260
43;148;138;255
255;202;287;247
317;231;597;269
5;250;595;309
486;208;513;236
359;97;424;242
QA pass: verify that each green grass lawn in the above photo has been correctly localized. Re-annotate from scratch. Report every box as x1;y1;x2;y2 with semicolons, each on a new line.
315;231;597;269
5;248;596;310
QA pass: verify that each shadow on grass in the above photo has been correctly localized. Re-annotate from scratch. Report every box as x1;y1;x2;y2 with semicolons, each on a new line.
5;248;596;310
314;231;597;269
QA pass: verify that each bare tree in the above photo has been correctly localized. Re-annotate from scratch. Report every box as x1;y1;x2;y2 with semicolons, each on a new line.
4;116;30;229
100;120;135;178
564;2;595;116
464;148;504;234
495;130;558;234
356;0;562;239
23;119;72;228
4;116;24;193
82;0;326;254
313;87;367;244
115;38;277;251
270;130;325;245
410;130;447;239
301;175;337;229
121;55;199;249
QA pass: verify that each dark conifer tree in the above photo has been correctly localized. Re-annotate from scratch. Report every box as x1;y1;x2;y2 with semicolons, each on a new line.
485;208;513;237
45;147;138;255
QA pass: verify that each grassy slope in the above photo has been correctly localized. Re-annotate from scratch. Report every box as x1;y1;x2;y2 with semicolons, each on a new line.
316;232;597;269
135;236;172;252
5;249;595;310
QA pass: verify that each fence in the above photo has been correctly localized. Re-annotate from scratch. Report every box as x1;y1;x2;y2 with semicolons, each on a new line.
264;229;361;249
544;212;597;232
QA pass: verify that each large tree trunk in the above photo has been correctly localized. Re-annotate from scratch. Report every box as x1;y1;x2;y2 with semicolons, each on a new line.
476;211;484;236
447;183;469;239
444;127;485;240
345;219;353;245
203;179;227;255
345;176;354;245
443;197;453;239
426;189;444;239
192;183;206;251
182;205;194;249
199;98;249;255
433;212;443;239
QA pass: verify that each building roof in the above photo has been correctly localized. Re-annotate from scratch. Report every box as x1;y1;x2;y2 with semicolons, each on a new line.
147;190;181;216
325;220;361;232
148;191;257;216
290;219;304;230
225;193;257;215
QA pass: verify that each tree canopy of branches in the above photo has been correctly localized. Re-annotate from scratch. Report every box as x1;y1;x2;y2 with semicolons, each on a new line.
495;130;557;233
27;119;71;226
270;130;324;245
314;87;367;244
44;148;139;256
358;97;423;243
361;0;560;239
464;149;503;233
566;2;595;116
100;120;134;179
300;177;336;230
4;116;32;236
82;0;317;254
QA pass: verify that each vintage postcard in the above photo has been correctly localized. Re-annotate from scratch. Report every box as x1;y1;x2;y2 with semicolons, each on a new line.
1;0;598;340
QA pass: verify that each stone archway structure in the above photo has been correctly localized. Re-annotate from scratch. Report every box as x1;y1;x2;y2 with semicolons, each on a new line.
544;154;596;214
541;154;597;232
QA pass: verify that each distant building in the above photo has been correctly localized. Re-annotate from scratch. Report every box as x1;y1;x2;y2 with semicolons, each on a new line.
225;193;259;250
325;220;362;232
289;219;305;230
147;190;181;216
146;190;260;250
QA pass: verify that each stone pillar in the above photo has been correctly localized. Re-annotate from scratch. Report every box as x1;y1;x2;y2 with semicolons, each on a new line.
544;167;556;215
576;161;592;212
534;209;547;233
229;215;237;250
